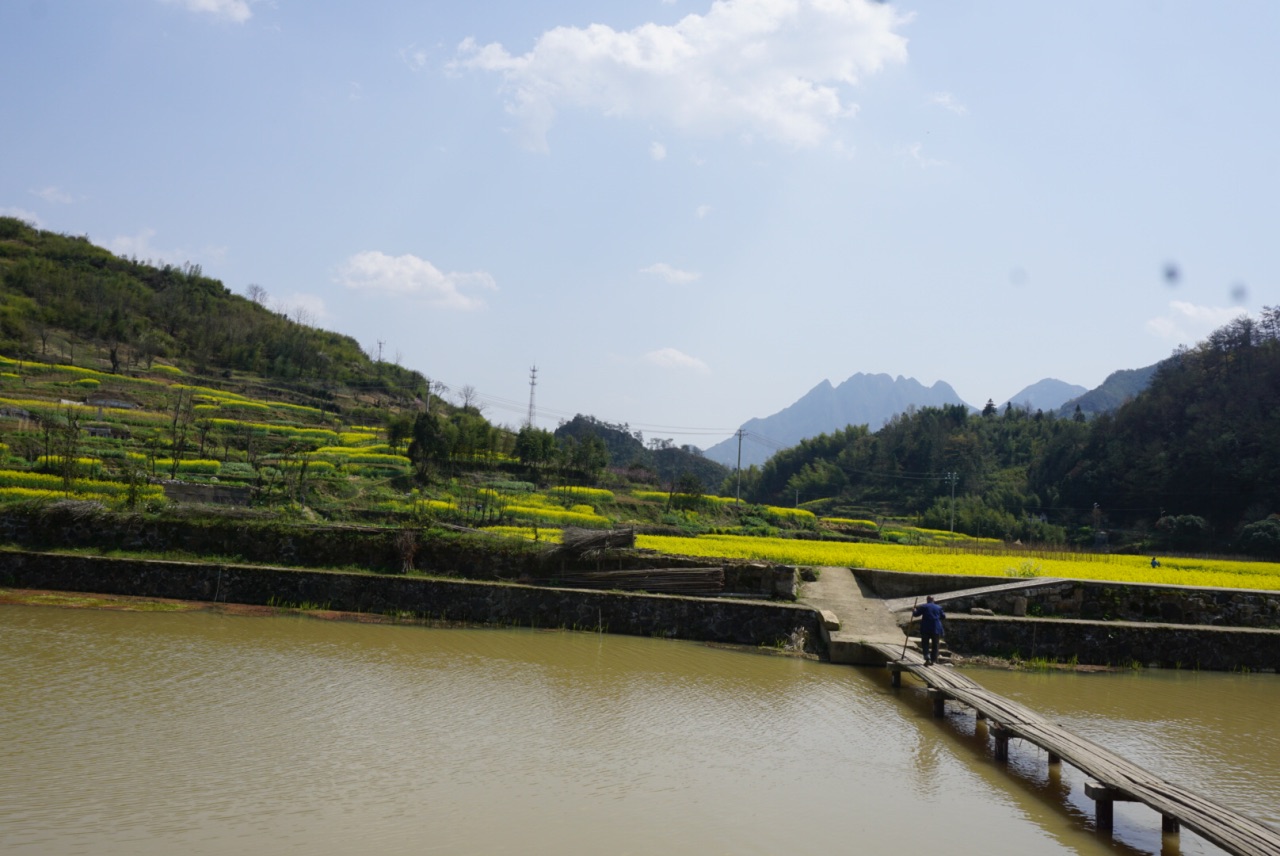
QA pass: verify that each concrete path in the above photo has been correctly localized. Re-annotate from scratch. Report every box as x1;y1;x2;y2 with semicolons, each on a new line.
798;566;911;664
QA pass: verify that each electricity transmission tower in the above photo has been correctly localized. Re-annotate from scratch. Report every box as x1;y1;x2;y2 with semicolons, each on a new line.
525;365;538;428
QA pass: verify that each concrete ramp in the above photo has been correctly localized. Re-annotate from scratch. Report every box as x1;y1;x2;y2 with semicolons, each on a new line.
799;567;909;665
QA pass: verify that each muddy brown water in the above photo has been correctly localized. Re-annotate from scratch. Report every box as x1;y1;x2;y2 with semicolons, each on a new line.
2;604;1277;855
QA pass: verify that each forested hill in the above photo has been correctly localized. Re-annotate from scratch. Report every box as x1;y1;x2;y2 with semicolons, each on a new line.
0;216;427;408
740;312;1280;555
555;415;729;492
1054;363;1160;418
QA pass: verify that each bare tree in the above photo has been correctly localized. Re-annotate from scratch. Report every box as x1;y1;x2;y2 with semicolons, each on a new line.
168;390;193;478
290;304;315;328
245;283;269;306
56;408;82;493
457;385;484;413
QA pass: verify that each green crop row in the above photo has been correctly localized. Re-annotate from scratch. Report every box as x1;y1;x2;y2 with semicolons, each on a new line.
153;458;221;475
550;486;615;503
504;504;610;527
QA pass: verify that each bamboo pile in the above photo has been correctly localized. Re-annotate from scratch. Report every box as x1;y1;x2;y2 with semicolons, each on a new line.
559;526;636;553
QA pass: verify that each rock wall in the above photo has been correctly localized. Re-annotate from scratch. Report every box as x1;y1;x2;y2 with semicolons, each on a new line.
0;551;820;652
945;614;1280;672
0;507;795;599
855;568;1280;630
159;482;252;506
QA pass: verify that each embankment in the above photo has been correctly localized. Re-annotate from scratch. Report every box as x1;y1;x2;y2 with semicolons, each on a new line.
0;550;821;652
0;505;796;598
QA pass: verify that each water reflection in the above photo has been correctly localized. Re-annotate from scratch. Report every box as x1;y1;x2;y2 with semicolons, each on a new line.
2;605;1275;856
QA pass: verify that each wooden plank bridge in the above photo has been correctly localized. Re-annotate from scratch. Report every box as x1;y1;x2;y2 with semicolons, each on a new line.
799;569;1279;856
870;641;1280;856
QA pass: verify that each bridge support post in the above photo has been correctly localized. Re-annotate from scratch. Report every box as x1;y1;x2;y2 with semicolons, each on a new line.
890;665;901;688
1047;751;1061;765
1095;798;1114;831
992;724;1009;763
926;688;946;718
1085;781;1135;833
1162;814;1180;834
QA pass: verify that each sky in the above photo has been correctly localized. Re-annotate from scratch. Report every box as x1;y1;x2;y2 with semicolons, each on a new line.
2;0;1276;450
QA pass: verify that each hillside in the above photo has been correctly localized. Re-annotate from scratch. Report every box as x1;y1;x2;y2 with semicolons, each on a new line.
0;217;746;534
0;216;429;417
1056;364;1160;418
554;414;729;492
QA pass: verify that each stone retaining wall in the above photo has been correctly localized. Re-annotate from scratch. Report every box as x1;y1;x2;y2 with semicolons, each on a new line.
0;508;796;599
0;551;820;652
945;614;1280;672
855;568;1280;629
944;579;1280;629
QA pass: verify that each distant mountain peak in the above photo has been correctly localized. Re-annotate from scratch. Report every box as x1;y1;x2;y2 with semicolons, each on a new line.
703;372;969;468
1004;378;1087;412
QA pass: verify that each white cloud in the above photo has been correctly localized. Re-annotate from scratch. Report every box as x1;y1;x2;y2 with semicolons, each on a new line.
650;141;667;160
907;142;943;168
108;228;187;265
0;207;42;227
929;91;967;115
105;227;225;268
644;347;709;372
641;262;700;284
1146;301;1247;342
31;186;74;204
337;250;496;310
695;204;712;219
276;293;329;325
400;45;430;72
161;0;254;23
452;0;910;151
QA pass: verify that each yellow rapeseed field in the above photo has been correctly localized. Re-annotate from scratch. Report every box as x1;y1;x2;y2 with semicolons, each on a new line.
634;534;1280;592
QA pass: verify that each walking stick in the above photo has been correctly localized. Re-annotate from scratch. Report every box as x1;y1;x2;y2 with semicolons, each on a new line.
900;597;918;660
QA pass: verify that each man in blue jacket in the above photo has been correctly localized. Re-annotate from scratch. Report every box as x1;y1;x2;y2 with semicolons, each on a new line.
912;596;946;666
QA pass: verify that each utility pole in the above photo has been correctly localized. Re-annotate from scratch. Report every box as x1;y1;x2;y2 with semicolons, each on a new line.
735;429;744;508
525;365;538;428
947;471;958;532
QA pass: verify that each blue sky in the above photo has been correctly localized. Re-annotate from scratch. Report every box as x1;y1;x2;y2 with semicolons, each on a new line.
2;1;1275;448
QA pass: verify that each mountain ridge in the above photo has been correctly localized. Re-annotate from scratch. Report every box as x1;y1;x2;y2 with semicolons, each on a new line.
705;367;1157;469
703;372;970;468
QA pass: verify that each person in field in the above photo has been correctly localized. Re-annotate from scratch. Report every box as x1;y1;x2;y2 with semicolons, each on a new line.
912;596;946;666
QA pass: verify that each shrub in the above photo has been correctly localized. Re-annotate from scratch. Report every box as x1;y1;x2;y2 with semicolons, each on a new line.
1154;515;1211;552
217;462;257;481
1238;517;1280;559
